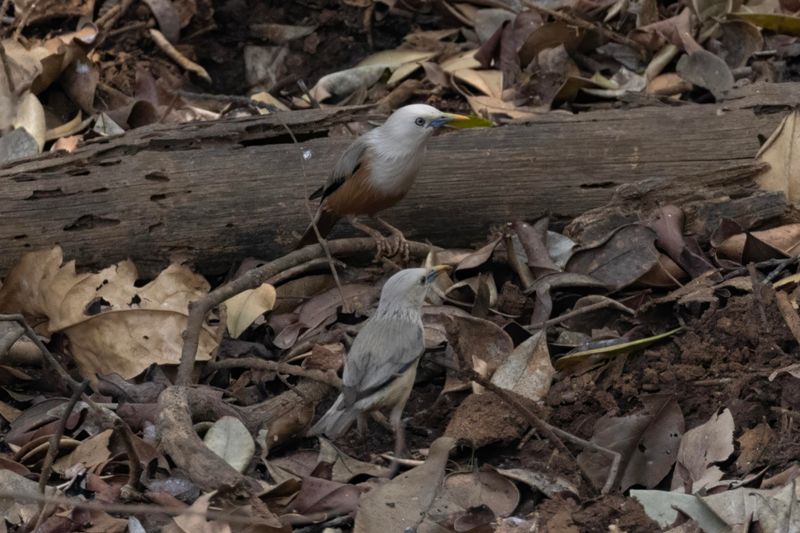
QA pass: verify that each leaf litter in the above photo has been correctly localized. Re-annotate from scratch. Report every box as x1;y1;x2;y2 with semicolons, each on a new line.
4;0;800;531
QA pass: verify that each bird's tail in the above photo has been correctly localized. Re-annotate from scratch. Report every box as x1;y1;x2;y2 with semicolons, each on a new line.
297;209;341;249
308;395;358;439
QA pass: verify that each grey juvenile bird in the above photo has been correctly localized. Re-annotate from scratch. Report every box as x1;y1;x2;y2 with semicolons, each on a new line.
309;266;448;460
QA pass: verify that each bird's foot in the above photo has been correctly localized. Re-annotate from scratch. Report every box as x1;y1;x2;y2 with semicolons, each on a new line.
375;218;410;263
348;217;404;263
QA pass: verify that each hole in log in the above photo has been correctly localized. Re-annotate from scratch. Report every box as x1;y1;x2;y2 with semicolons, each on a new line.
148;222;163;233
145;172;169;182
579;181;617;189
67;168;90;176
92;187;109;193
757;134;767;146
12;174;37;182
26;188;75;200
13;234;27;240
98;159;121;166
150;193;167;202
238;129;328;147
64;215;121;232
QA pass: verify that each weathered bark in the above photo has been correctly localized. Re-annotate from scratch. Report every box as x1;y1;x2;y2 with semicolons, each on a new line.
1;83;797;276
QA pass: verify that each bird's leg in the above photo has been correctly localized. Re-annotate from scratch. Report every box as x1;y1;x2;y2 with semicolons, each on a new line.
386;401;410;478
374;217;410;263
357;413;370;456
346;216;392;261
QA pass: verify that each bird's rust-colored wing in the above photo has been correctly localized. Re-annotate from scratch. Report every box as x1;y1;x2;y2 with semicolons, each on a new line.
323;159;405;217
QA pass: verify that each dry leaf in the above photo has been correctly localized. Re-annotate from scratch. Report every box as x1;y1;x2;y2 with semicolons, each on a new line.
756;112;800;207
354;437;455;532
0;247;216;379
203;416;255;473
490;331;554;403
671;409;734;493
443;468;520;517
224;283;276;338
577;395;684;491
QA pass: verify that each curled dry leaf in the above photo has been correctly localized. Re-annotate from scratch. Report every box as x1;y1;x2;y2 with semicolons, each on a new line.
203;416;255;473
444;468;520;517
0;247;216;379
717;223;800;260
756;112;800;208
224;283;276;338
442;314;513;393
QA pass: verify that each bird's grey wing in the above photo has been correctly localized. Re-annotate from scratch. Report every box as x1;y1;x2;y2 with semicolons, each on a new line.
341;317;424;406
309;137;369;201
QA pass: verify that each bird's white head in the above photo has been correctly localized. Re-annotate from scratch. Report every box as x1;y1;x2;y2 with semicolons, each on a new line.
377;265;450;312
377;104;469;148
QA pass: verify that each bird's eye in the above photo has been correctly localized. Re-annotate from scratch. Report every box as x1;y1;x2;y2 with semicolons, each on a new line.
414;117;426;127
419;276;426;285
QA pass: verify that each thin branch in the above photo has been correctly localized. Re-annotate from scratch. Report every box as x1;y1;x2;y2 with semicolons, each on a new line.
177;238;437;385
33;381;88;529
528;299;634;331
208;357;342;389
0;314;82;393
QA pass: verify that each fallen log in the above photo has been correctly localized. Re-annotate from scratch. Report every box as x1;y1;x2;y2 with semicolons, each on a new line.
1;83;797;277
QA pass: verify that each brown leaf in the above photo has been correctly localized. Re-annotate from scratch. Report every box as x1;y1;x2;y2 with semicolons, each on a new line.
566;224;659;291
676;50;734;100
577;395;684;491
53;429;113;475
0;247;216;379
455;236;502;271
648;206;714;278
143;0;182;43
736;423;774;476
442;315;513;393
529;272;607;325
670;409;734;492
353;437;455;532
444;468;520;517
490;331;553;403
513;219;559;277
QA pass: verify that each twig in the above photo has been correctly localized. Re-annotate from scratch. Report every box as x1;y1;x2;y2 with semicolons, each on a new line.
0;315;82;393
266;257;345;286
520;0;646;55
0;0;10;26
208;357;342;389
764;255;800;285
528;299;634;331
33;381;88;529
0;491;273;526
11;0;37;41
149;29;212;83
106;20;152;38
177;238;436;386
114;418;143;489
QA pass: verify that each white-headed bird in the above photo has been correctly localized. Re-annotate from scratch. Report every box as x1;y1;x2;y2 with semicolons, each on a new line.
297;104;468;255
309;266;449;462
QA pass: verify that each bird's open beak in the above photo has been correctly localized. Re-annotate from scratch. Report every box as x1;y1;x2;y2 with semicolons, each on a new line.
425;265;451;283
429;113;470;128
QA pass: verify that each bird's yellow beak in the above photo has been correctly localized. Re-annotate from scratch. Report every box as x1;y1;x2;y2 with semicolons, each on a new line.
425;264;451;283
430;113;470;128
